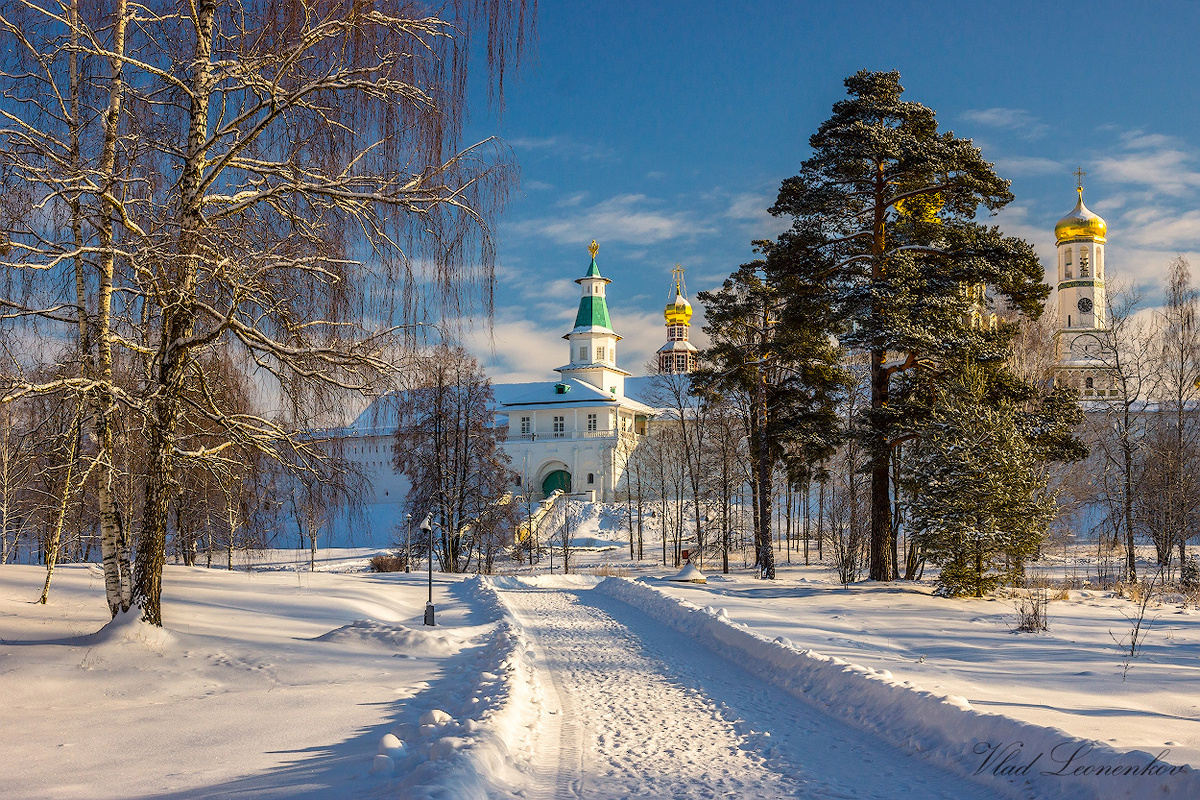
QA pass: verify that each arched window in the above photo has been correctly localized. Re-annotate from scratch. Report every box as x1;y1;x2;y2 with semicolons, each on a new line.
1097;248;1104;279
1085;376;1094;389
1064;247;1073;279
587;472;595;485
1079;247;1091;277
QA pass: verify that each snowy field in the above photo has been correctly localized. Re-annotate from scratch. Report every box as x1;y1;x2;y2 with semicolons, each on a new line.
2;505;1198;799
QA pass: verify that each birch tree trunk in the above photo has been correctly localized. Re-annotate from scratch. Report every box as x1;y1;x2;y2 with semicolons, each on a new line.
134;0;216;624
93;0;133;616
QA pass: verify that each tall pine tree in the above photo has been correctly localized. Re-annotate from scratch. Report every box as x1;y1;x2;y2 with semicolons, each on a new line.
770;70;1048;580
695;249;845;578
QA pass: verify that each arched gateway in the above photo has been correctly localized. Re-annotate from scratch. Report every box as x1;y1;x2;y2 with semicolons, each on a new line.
541;469;572;497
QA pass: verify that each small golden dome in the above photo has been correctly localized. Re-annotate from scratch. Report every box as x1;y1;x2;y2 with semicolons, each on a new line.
1055;188;1107;243
665;293;692;325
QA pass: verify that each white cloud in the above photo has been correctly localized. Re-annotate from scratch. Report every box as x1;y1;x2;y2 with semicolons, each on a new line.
725;193;770;221
724;192;790;240
507;135;616;162
459;301;710;385
1118;206;1200;249
555;191;589;208
993;155;1062;177
464;315;565;383
511;193;714;246
1102;246;1194;295
1097;147;1200;196
959;108;1049;139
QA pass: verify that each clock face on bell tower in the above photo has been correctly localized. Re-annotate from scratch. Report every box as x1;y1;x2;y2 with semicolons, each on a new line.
1077;297;1093;314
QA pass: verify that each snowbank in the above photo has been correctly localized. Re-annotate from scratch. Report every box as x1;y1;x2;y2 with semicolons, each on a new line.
374;575;542;800
85;607;172;651
596;577;1197;800
313;619;460;656
668;563;706;583
491;574;601;590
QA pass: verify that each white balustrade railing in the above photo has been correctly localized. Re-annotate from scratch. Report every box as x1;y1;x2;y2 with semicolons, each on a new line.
507;428;642;444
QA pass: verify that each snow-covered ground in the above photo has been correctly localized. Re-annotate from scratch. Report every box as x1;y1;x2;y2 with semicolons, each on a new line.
3;506;1198;799
647;569;1200;769
0;560;528;799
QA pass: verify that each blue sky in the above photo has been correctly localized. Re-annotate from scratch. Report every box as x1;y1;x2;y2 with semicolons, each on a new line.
461;1;1200;381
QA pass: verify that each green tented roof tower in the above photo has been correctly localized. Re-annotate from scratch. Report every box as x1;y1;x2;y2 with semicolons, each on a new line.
557;240;630;395
573;240;613;329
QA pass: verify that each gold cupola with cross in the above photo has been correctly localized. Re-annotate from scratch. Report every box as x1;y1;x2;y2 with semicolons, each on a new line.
657;265;698;374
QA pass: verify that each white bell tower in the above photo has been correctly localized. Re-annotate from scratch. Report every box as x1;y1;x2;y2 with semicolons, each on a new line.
1054;169;1112;397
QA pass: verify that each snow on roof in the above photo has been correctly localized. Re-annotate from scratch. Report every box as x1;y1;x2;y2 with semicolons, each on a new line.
501;378;619;407
333;377;659;438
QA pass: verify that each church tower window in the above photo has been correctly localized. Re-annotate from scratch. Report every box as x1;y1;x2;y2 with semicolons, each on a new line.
1080;247;1090;277
1064;247;1073;279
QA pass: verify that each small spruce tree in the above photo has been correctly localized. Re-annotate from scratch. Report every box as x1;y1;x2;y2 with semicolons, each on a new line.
907;366;1055;597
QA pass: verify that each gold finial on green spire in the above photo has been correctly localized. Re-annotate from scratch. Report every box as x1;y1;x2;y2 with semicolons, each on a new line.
588;239;599;259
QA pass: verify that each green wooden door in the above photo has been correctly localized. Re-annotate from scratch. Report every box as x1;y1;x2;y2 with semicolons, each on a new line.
541;469;572;497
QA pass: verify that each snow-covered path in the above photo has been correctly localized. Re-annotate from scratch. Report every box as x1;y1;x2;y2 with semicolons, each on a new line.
499;580;994;800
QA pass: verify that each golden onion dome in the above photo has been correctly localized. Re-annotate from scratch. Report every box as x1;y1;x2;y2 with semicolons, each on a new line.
665;293;693;325
1055;188;1107;243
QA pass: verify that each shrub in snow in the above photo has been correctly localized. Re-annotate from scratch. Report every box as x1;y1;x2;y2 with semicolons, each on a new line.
1012;581;1050;633
370;553;408;572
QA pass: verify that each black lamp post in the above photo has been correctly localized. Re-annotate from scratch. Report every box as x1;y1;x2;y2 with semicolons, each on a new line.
420;511;435;626
404;513;412;572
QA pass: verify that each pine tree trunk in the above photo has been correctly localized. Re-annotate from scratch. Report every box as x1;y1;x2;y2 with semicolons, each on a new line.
754;351;775;579
869;349;895;580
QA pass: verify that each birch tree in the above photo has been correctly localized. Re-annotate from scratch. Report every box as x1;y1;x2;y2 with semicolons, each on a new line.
3;0;533;623
1085;286;1156;582
0;0;137;614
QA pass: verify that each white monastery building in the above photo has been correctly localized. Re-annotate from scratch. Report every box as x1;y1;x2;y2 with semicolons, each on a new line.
327;241;693;543
498;240;657;502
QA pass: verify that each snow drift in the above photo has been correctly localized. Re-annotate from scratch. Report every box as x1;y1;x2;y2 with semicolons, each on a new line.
596;576;1196;800
371;576;542;800
313;619;460;656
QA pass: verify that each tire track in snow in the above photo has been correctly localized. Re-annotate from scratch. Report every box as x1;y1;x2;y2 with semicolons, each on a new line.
518;610;583;800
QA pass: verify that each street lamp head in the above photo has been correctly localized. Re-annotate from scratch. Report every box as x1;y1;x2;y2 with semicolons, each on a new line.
419;512;433;532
